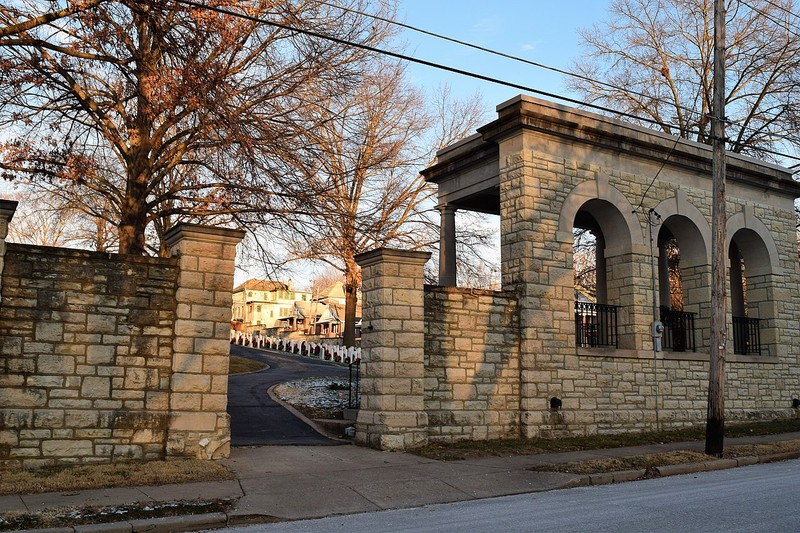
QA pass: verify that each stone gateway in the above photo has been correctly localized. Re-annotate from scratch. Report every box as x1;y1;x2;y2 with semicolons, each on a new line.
355;95;800;450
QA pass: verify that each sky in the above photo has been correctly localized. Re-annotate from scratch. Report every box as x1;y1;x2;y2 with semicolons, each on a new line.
394;0;612;111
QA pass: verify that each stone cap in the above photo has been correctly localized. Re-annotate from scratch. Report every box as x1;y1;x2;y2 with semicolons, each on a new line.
355;248;431;269
163;223;245;247
0;199;18;222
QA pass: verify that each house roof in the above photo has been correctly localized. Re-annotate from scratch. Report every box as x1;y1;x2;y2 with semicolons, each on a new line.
315;280;346;301
233;278;288;293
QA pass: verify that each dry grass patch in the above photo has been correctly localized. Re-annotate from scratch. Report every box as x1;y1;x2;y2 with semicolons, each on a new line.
229;355;268;374
529;440;800;476
412;419;800;461
725;438;800;458
0;459;234;496
533;450;710;475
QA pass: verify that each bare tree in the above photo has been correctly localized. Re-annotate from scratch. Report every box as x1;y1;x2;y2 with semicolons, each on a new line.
570;0;800;158
262;66;486;346
0;0;395;255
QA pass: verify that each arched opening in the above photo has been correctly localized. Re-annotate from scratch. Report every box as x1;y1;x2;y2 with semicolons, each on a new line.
572;199;635;348
655;215;709;352
729;228;775;356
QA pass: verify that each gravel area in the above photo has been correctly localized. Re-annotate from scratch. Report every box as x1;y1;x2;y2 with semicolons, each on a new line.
273;377;353;419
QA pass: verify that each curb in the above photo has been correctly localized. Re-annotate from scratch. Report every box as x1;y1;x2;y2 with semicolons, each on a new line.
15;512;229;533
9;450;800;533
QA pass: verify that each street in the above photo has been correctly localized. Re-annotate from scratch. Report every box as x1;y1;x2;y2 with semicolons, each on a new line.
209;458;800;532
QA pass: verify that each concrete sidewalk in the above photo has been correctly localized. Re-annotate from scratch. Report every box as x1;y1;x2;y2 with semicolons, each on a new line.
2;432;800;532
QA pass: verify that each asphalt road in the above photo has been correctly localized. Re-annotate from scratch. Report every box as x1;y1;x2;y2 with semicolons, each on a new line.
227;344;350;447
216;459;800;532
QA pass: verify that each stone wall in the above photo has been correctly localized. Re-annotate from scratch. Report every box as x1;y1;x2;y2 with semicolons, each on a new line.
424;286;520;441
0;245;178;468
355;96;800;450
0;201;244;469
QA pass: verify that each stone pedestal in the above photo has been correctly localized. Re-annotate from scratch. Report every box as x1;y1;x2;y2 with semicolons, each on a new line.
0;200;18;304
164;224;244;459
355;248;430;450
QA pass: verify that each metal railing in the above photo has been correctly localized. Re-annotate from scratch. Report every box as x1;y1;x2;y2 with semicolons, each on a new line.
348;360;361;409
575;302;618;348
733;316;761;355
660;307;697;352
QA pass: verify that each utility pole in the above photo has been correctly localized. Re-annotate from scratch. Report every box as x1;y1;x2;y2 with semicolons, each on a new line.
706;0;727;457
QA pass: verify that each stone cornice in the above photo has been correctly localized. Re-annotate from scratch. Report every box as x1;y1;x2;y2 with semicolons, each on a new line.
478;95;800;199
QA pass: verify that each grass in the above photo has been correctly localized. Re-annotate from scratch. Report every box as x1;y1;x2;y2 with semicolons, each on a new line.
0;499;235;532
229;354;268;374
0;458;234;496
411;418;800;461
532;439;800;476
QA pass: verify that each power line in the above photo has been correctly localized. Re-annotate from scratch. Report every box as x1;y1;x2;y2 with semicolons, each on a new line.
320;0;800;163
761;0;800;22
167;0;800;164
167;0;686;131
739;0;800;39
317;0;688;119
326;0;800;165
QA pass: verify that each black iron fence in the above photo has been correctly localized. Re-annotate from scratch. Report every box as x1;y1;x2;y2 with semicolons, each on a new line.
348;359;361;409
575;302;618;348
733;316;761;355
660;307;696;352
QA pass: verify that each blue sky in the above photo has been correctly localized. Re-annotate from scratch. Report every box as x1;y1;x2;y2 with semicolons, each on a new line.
396;0;612;109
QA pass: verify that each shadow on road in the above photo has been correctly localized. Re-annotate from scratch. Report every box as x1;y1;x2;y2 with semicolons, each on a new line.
227;344;350;446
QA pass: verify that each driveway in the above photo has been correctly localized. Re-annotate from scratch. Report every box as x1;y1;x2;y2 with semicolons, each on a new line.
227;344;350;446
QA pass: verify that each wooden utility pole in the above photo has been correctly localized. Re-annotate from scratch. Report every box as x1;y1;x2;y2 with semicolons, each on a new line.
706;0;727;457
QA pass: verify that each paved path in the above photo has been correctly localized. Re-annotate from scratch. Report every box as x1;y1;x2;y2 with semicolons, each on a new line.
227;344;350;446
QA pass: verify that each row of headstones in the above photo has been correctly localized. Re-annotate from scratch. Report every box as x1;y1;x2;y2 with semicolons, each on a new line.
230;333;360;364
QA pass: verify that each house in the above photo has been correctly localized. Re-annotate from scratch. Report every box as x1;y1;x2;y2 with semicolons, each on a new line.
310;280;362;338
230;279;312;334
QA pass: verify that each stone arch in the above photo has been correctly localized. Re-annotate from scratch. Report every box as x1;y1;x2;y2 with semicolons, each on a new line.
558;178;644;255
653;192;711;268
727;207;782;277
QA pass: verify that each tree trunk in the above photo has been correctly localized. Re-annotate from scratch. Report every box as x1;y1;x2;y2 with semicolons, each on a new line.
118;164;150;255
342;263;359;347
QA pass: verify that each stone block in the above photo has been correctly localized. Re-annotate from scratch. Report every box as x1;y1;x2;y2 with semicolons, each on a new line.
81;376;111;399
33;409;64;428
169;412;216;431
125;368;159;389
194;338;230;358
42;439;93;457
174;319;214;338
87;314;117;334
65;410;99;428
170;392;202;410
0;388;47;408
202;355;229;375
202;394;228;411
35;322;64;342
86;345;115;365
144;391;169;411
171;373;211;393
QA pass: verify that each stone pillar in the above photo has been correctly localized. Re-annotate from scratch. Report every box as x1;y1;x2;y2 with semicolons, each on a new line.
0;200;18;304
437;205;457;286
163;223;244;460
354;248;430;450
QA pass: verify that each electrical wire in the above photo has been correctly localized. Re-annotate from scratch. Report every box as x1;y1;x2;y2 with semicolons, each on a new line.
318;0;800;164
167;0;691;132
166;0;800;164
739;0;800;39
